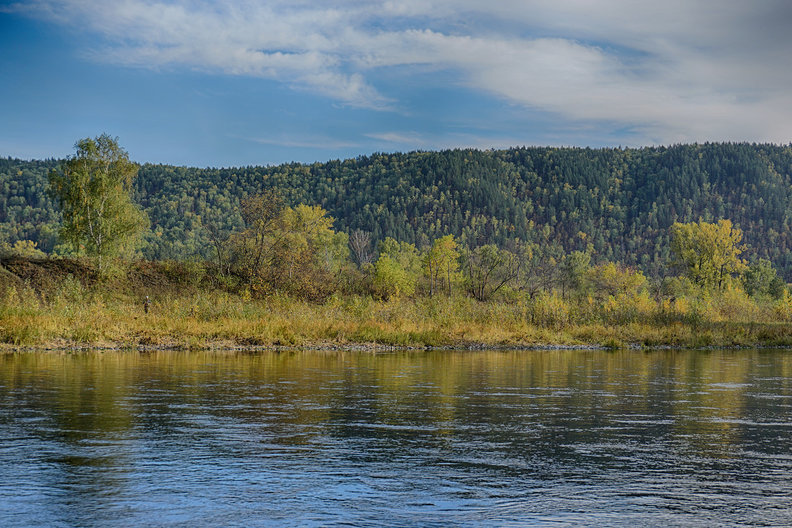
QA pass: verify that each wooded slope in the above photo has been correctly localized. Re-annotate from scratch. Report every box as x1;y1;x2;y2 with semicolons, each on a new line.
2;143;791;278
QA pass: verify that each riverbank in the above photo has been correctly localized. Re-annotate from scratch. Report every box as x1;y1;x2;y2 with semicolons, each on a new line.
3;256;792;351
3;295;792;351
4;339;791;354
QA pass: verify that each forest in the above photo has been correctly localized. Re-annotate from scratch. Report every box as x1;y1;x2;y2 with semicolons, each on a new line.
2;141;792;349
2;143;792;280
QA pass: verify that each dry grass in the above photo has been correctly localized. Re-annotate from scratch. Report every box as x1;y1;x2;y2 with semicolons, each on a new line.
2;257;792;350
3;287;792;350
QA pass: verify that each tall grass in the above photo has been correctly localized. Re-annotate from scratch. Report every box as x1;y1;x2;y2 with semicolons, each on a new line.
2;259;792;349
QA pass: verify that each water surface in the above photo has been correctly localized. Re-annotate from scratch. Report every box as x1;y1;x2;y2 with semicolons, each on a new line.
1;349;791;526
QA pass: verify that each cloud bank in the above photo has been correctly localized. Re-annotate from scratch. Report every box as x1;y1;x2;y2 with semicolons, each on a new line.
10;0;792;144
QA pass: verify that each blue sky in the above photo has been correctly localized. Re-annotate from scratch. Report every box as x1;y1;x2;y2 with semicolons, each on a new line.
2;1;791;167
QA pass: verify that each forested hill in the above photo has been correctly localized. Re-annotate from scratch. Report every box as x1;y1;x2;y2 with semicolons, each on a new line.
2;143;792;279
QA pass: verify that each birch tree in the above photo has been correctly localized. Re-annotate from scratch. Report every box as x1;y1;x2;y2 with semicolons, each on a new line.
424;234;460;296
49;134;148;270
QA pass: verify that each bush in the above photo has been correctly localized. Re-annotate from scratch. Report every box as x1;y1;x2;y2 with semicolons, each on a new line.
527;292;571;329
600;290;655;325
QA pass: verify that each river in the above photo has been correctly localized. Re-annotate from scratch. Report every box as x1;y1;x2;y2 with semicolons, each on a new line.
0;349;791;527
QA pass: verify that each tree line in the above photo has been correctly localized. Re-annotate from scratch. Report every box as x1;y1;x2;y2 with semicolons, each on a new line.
34;135;785;308
3;137;792;289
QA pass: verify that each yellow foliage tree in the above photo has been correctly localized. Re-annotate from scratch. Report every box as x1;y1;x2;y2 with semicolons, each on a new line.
231;195;348;299
587;262;647;300
670;219;747;290
423;235;460;296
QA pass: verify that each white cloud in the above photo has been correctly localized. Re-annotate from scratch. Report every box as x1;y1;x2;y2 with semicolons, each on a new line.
10;0;792;143
366;131;425;145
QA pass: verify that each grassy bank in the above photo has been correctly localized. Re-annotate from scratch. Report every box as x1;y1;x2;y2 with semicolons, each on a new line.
2;256;792;350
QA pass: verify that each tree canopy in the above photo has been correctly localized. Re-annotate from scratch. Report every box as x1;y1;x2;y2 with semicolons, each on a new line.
670;219;746;290
3;143;792;280
47;134;148;269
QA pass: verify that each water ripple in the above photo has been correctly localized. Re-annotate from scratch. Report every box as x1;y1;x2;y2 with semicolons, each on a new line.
0;349;791;527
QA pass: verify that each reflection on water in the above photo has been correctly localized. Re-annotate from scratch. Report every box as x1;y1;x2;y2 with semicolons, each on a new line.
1;349;791;526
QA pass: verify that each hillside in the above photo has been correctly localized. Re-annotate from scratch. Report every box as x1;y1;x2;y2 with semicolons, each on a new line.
2;143;792;279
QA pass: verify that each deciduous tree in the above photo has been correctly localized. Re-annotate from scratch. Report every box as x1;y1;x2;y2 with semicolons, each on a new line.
463;244;520;301
349;229;373;268
558;250;591;299
742;258;785;299
373;237;421;299
48;134;148;270
670;219;746;290
229;196;348;299
587;262;647;301
424;235;460;296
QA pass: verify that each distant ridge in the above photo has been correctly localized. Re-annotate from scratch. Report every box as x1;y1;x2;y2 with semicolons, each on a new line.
2;143;792;279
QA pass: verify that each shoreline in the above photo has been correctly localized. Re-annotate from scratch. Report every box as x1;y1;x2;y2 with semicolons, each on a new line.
2;339;790;353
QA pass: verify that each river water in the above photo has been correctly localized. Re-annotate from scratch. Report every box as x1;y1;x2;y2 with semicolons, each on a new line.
0;349;791;527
